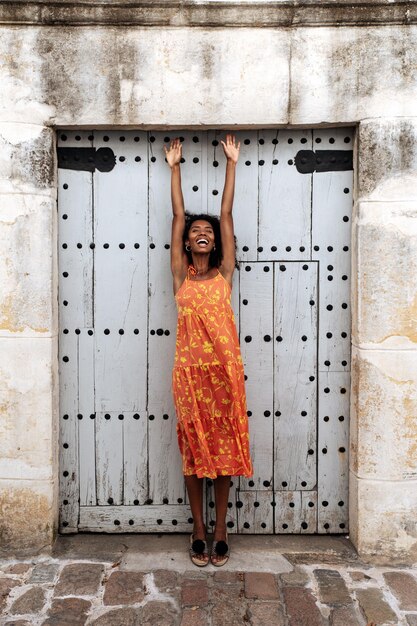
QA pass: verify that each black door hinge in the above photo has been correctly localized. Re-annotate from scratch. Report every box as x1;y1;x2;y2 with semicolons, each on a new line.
295;150;353;174
57;147;116;173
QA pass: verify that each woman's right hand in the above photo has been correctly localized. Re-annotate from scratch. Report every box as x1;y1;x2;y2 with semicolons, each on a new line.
164;138;182;168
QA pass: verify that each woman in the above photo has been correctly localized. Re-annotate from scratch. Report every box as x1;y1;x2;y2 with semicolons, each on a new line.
164;134;253;567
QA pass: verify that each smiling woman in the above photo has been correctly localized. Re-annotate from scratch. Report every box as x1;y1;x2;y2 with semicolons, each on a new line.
164;134;253;568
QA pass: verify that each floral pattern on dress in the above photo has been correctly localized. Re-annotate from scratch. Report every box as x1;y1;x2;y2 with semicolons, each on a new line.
172;270;253;479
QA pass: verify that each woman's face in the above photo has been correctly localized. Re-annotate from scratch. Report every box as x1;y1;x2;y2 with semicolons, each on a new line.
186;220;215;254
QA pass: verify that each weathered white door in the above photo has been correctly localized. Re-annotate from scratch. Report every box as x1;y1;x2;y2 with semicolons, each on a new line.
58;128;353;534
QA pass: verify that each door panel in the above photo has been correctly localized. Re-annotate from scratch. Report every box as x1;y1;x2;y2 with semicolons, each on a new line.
58;128;353;533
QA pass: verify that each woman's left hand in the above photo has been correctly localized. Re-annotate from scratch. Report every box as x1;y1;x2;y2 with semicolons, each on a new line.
221;134;240;163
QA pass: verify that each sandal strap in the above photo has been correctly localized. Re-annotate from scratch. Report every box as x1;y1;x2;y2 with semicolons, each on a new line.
190;537;208;557
212;539;229;557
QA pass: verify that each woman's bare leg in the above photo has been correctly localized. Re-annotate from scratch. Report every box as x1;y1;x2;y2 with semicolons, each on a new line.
184;475;207;563
212;475;231;564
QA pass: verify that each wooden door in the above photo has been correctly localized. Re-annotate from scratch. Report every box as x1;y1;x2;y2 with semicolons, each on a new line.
58;128;353;534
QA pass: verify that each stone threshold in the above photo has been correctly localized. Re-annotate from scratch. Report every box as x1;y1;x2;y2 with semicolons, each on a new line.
0;0;416;27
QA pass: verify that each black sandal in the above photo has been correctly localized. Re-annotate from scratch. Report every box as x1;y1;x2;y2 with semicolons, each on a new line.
211;530;229;567
189;532;209;567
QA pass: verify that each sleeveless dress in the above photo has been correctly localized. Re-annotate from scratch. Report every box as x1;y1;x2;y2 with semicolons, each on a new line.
172;268;253;479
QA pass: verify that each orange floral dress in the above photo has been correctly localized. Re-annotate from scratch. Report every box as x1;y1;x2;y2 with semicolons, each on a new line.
172;268;253;479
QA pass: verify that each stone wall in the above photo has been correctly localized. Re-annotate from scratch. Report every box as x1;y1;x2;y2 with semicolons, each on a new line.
0;1;416;562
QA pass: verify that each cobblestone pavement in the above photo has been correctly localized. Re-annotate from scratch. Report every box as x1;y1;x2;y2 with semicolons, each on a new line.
1;535;416;625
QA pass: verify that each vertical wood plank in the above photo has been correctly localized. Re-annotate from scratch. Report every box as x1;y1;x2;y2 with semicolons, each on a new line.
58;130;93;531
274;261;318;492
317;371;350;533
78;330;96;506
312;127;353;374
148;131;187;505
123;411;148;505
95;412;124;506
275;490;317;534
207;130;258;263
239;262;274;492
236;491;274;534
258;129;312;261
93;130;148;414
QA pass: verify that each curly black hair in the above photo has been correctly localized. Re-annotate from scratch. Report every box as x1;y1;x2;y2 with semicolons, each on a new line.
183;213;221;267
183;212;238;269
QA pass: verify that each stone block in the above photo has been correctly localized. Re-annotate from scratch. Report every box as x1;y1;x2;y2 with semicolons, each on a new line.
290;32;417;125
3;564;31;576
181;578;208;607
180;608;209;626
279;566;310;587
0;480;57;556
246;601;286;626
103;571;144;605
29;563;59;584
7;28;290;128
44;597;91;625
0;192;57;338
211;598;249;626
350;348;417;480
349;472;417;565
0;123;55;194
139;600;178;626
54;563;104;596
406;615;417;626
313;569;351;606
90;607;141;625
152;569;178;592
0;577;21;611
282;587;324;626
244;572;279;600
383;571;417;610
10;586;45;614
355;588;398;624
0;337;58;481
352;201;417;349
358;119;417;200
330;605;365;626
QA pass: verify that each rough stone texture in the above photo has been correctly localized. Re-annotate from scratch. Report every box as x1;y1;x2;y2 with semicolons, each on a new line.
152;569;178;592
246;601;286;626
3;621;32;626
0;577;21;610
29;562;59;583
0;1;416;28
355;588;398;624
383;571;417;610
54;563;104;596
43;597;91;625
314;569;351;606
181;578;209;607
139;600;178;626
279;566;310;587
349;472;417;565
244;572;279;600
90;607;141;625
180;607;209;626
358;118;417;200
103;571;144;605
406;615;417;626
211;599;248;626
348;571;373;583
3;564;31;576
330;605;365;626
282;587;324;626
10;586;45;614
352;202;417;350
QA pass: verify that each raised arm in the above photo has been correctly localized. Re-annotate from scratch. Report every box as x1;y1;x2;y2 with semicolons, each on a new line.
219;134;240;286
164;138;188;294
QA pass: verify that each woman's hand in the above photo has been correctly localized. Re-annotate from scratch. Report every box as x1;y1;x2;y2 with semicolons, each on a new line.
164;138;182;168
221;133;240;163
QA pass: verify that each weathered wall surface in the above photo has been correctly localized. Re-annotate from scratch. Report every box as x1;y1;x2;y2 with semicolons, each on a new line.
0;7;416;561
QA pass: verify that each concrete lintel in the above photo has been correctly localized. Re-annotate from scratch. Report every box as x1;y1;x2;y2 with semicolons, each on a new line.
0;1;416;28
